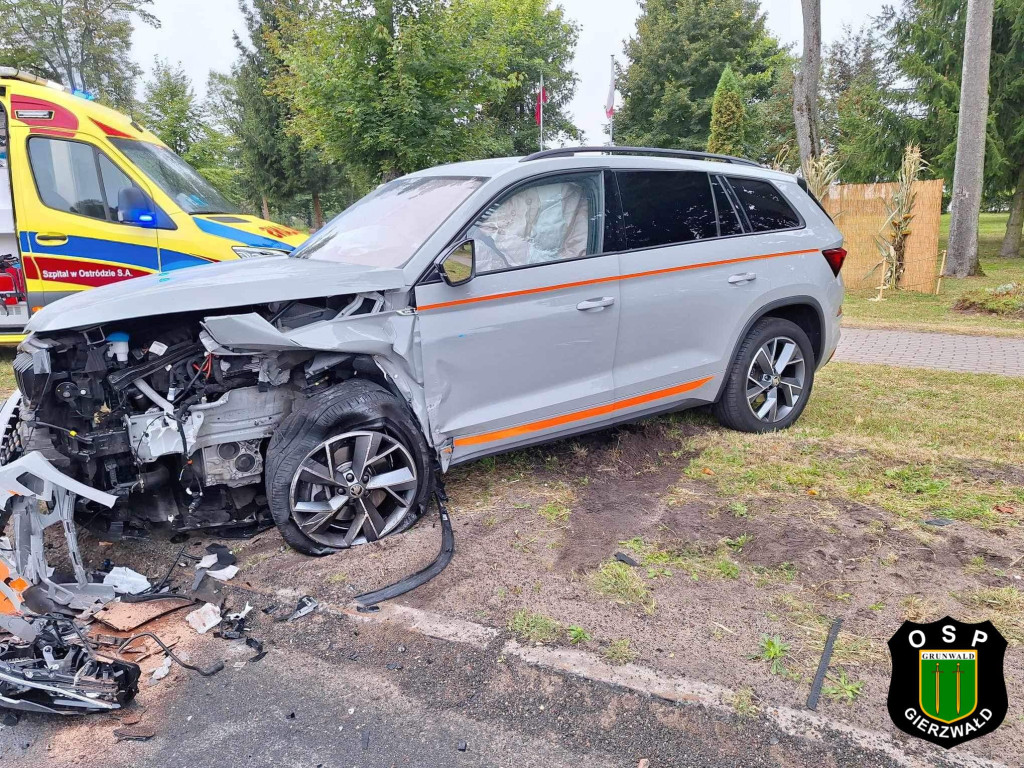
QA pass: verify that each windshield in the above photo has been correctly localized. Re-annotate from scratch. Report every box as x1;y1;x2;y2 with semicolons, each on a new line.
110;138;238;215
291;176;485;268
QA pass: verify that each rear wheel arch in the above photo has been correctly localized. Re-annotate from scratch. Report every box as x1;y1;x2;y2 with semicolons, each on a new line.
727;297;825;375
760;302;824;366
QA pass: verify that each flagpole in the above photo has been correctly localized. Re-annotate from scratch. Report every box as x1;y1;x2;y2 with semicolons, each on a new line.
609;54;615;146
539;72;544;151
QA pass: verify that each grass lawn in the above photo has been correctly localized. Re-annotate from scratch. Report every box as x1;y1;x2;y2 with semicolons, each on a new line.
842;212;1024;336
682;362;1024;528
0;350;13;396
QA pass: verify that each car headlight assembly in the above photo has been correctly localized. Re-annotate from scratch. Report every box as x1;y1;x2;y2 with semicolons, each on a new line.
231;246;291;259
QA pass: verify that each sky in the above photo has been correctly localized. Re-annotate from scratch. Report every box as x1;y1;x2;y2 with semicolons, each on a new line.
134;0;892;146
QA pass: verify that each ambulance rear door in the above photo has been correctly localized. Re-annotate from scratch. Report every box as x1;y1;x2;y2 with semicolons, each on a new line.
0;88;30;341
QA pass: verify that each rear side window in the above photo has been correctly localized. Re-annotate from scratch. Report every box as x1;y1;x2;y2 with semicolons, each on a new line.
615;171;717;249
726;176;801;232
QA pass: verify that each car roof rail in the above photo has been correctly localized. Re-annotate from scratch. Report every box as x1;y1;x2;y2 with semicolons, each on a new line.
519;145;763;168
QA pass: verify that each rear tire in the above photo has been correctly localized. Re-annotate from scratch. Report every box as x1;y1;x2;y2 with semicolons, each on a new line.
265;379;434;556
712;317;815;433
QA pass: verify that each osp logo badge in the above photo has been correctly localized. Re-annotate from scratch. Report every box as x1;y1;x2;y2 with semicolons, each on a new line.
887;617;1007;749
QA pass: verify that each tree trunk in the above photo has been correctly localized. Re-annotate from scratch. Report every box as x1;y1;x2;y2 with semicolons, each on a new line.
261;195;270;221
793;0;822;167
1000;163;1024;257
312;192;324;231
945;0;994;278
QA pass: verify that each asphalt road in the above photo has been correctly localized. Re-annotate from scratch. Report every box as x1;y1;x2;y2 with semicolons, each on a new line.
0;599;942;768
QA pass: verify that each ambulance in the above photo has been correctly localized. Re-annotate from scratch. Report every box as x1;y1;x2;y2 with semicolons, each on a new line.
0;69;306;344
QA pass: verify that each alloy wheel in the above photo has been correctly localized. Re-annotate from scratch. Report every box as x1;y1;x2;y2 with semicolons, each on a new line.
745;336;806;424
288;430;418;548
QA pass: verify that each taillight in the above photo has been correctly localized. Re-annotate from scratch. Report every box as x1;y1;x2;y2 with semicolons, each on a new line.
822;247;847;276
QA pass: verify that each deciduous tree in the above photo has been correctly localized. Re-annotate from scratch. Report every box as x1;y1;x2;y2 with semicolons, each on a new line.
276;0;580;187
138;58;204;156
945;0;994;277
0;0;158;109
792;0;822;165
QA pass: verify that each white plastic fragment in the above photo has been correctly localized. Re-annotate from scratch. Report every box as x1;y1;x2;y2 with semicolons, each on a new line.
186;602;222;634
226;603;253;621
206;565;239;582
102;566;152;595
195;554;219;570
151;656;172;681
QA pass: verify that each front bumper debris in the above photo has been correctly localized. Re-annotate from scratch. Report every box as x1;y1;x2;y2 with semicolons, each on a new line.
1;390;141;714
0;615;140;714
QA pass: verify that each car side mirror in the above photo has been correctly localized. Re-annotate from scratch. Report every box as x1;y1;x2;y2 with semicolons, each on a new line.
438;239;475;286
118;186;158;228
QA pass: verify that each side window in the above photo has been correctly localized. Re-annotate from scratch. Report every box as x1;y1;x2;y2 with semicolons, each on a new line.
615;171;717;250
726;176;801;232
28;138;107;220
28;137;158;226
97;154;136;222
711;175;743;236
468;172;603;274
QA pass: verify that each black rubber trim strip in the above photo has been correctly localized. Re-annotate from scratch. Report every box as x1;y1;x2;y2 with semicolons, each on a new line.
354;487;455;609
107;342;203;392
806;616;843;711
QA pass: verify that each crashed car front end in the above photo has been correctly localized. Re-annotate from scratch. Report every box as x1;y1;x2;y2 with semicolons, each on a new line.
3;254;430;544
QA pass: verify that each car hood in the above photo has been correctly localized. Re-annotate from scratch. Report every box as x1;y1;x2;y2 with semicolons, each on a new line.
26;256;406;333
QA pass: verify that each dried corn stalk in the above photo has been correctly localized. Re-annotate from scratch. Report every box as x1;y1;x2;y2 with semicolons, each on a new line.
870;144;927;292
802;154;842;201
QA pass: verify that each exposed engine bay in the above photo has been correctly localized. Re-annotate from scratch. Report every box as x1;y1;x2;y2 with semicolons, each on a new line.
10;292;414;539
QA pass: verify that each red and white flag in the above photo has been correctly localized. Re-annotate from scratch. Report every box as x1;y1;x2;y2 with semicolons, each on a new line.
605;56;616;118
535;84;548;126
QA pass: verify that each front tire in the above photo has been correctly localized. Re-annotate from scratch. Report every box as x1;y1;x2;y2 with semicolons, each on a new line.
712;317;815;433
265;380;434;555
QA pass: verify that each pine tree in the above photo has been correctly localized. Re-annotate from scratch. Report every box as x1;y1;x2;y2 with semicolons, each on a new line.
707;65;746;156
614;0;785;150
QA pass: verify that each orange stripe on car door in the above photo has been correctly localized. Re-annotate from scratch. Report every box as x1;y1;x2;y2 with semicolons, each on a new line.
454;376;714;447
419;248;818;312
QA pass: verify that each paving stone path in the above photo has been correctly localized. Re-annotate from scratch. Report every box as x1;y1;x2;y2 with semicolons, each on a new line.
835;327;1024;377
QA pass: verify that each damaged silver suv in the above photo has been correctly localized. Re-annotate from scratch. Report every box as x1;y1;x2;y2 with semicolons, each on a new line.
3;147;845;555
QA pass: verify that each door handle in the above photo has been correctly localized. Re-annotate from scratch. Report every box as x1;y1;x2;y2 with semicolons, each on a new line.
35;232;69;246
576;296;615;311
728;272;756;284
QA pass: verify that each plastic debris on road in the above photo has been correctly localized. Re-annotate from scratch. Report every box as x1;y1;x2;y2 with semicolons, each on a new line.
185;602;222;634
102;567;152;595
206;565;239;582
151;656;173;682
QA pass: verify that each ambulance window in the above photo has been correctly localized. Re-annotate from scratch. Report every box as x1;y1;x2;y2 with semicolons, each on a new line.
28;138;107;220
97;154;137;221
